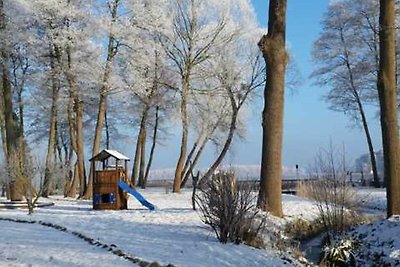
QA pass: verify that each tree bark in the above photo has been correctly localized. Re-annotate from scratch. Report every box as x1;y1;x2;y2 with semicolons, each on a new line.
378;0;400;217
181;138;206;188
181;136;200;183
75;99;86;196
0;88;7;160
65;162;78;198
143;106;159;188
173;75;190;193
138;126;147;187
201;110;238;182
131;108;148;186
63;46;86;198
257;0;287;217
1;0;23;201
42;45;60;197
340;33;381;188
105;110;110;149
83;0;119;199
356;97;380;187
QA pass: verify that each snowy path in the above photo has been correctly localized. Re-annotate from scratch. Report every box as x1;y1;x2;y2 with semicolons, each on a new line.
0;190;318;267
0;220;135;267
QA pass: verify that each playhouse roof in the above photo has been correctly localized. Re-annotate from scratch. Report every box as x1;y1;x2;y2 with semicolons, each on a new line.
89;149;130;162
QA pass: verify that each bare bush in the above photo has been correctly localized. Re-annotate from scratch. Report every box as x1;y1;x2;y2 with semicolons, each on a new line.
6;150;42;214
306;143;363;243
196;171;266;247
285;218;325;241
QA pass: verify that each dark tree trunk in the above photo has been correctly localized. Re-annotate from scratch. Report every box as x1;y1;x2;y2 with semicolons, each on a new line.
257;0;288;217
138;126;147;187
1;0;22;201
62;46;86;198
131;108;148;186
201;108;239;182
181;139;206;188
378;0;400;217
357;99;380;187
105;110;110;149
339;28;381;188
83;0;119;200
42;45;60;197
173;76;190;193
143;106;160;188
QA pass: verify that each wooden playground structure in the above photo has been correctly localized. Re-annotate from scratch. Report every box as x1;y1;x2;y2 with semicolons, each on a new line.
90;150;130;210
90;149;155;211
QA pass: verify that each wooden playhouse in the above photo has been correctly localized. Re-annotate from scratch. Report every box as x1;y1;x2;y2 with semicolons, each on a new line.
90;149;130;210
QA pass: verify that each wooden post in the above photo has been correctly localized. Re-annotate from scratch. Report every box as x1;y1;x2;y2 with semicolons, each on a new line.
92;161;96;184
125;160;128;182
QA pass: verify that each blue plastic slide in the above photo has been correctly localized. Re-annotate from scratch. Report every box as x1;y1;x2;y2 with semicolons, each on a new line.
118;180;155;211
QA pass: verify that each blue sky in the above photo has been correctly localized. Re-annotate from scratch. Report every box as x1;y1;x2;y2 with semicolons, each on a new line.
241;0;382;169
129;0;382;171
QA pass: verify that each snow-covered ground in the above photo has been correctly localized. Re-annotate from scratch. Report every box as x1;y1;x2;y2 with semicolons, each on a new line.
348;215;400;266
0;189;318;267
0;220;134;267
0;187;398;267
357;187;387;211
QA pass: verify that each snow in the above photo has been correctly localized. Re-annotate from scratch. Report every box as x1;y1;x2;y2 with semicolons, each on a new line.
0;189;313;267
0;220;134;267
347;215;400;266
2;187;396;266
357;187;387;211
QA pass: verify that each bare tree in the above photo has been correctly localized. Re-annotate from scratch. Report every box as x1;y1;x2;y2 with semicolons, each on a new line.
0;0;24;201
378;0;400;217
83;0;121;199
312;0;381;187
159;0;229;193
200;53;265;182
257;0;288;217
42;44;61;197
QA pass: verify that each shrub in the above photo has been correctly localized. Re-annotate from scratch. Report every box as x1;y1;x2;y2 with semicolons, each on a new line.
286;212;365;243
321;239;358;267
196;171;266;247
305;143;364;243
285;218;325;241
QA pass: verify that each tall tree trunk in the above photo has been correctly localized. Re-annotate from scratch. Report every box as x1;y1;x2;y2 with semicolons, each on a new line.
62;46;86;198
378;0;400;217
357;98;380;187
105;110;110;149
1;0;22;201
131;108;148;186
75;100;86;196
181;137;200;182
257;0;288;217
65;162;78;198
340;29;380;188
0;89;7;159
138;127;147;187
83;0;119;199
16;90;25;161
143;106;159;188
180;107;226;188
42;46;60;197
201;110;238;182
0;73;8;199
181;138;207;188
173;76;190;193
